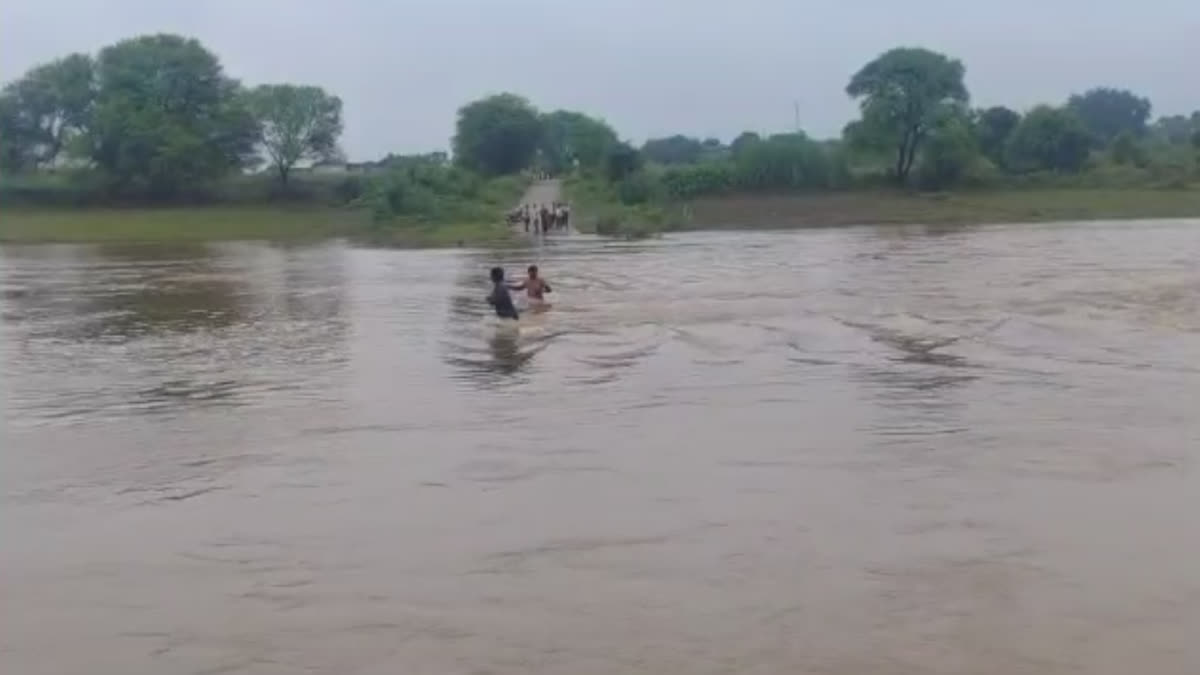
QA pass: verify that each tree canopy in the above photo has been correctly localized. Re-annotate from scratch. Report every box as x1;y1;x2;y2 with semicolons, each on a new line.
916;112;978;189
246;84;343;185
641;135;708;165
972;106;1021;167
538;110;618;173
1152;114;1199;145
0;53;94;170
729;131;762;157
845;47;969;184
85;34;260;198
1067;87;1151;145
1006;106;1093;173
604;142;642;182
452;93;542;175
3;35;1200;211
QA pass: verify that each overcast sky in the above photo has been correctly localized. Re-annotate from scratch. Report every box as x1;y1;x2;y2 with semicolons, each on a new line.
2;0;1197;160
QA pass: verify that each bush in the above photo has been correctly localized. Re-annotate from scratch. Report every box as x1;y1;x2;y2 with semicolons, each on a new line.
605;143;642;182
592;211;622;236
0;171;104;206
733;133;837;191
616;221;660;240
1110;132;1148;167
660;163;734;199
359;165;524;226
1006;106;1093;173
617;171;656;204
915;120;978;190
587;204;663;240
334;175;365;204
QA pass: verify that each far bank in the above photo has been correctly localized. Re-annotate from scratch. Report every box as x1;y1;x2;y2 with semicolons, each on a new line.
0;206;517;248
566;185;1200;237
681;188;1200;229
4;188;1199;246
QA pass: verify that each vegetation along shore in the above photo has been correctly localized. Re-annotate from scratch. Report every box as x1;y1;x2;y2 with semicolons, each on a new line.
1;35;1198;244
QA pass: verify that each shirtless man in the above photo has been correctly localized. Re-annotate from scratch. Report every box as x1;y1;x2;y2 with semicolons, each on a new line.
510;265;552;309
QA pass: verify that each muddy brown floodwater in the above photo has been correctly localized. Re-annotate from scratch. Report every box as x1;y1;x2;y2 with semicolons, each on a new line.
2;221;1200;675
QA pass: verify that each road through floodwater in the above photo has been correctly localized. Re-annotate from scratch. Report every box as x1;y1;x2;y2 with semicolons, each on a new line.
2;220;1199;674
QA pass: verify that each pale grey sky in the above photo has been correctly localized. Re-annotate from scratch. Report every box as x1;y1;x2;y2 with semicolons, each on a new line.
2;0;1197;160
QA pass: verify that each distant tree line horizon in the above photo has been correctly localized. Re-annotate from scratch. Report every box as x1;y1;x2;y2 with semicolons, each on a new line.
3;34;1199;207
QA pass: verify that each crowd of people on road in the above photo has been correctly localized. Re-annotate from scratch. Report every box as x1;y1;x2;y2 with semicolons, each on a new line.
508;202;571;235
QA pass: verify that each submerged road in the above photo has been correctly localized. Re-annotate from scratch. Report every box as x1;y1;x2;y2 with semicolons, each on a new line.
512;178;575;236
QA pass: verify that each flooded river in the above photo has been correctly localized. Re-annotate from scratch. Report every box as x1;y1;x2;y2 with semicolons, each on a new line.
3;221;1199;675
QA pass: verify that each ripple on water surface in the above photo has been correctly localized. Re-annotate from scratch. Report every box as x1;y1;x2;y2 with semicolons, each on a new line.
2;222;1200;674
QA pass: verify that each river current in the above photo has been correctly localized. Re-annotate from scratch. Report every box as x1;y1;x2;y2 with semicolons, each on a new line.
2;221;1199;674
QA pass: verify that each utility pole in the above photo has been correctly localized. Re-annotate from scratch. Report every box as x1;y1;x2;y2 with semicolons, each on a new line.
793;100;801;133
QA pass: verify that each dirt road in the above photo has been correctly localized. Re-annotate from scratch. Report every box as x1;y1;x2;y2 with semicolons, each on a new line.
511;179;575;236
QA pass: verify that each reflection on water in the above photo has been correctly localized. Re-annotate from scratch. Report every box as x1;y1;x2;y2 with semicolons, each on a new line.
0;241;349;424
3;221;1200;675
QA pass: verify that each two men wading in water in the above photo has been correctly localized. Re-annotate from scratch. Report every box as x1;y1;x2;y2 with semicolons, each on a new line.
486;265;552;320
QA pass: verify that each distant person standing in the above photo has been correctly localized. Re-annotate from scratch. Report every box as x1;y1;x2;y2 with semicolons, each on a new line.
555;203;567;230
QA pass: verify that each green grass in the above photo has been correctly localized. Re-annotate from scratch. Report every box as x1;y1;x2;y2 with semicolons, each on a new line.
562;175;676;238
0;206;522;247
565;177;1200;239
0;206;359;243
9;187;1193;247
682;188;1200;229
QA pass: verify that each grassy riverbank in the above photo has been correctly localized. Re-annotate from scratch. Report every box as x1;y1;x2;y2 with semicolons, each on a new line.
562;175;676;239
563;175;1200;236
0;206;516;247
683;188;1200;228
5;187;1197;246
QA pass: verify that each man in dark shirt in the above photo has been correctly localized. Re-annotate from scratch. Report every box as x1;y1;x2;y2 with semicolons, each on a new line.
486;267;519;320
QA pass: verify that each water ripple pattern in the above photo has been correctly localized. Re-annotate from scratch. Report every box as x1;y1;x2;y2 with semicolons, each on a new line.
2;220;1200;675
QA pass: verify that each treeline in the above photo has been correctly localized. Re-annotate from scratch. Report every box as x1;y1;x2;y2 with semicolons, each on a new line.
362;94;622;224
597;47;1200;204
432;47;1200;222
0;33;603;227
0;34;347;203
6;35;1199;218
0;33;528;228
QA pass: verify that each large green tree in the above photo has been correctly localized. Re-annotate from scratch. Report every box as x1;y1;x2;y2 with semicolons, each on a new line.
729;131;762;157
0;53;95;170
0;96;31;171
916;112;979;189
1109;131;1148;166
246;84;343;185
1006;105;1093;173
604;142;642;182
972;106;1020;167
86;34;259;198
452;93;541;175
845;47;969;184
734;133;835;191
1151;114;1198;145
538;110;618;173
640;135;706;165
1066;87;1151;145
